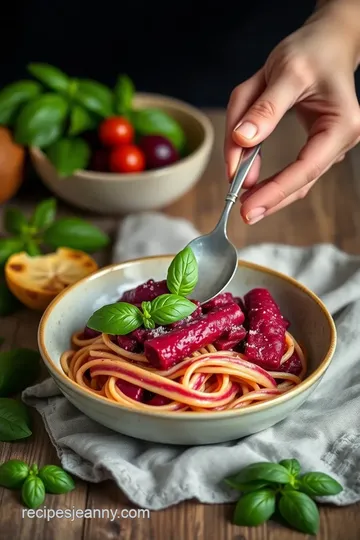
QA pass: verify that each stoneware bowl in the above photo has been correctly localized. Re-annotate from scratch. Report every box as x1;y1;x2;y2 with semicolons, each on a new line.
30;93;214;215
38;256;336;445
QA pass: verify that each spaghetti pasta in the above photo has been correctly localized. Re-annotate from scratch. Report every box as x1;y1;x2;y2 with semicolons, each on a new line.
60;328;307;412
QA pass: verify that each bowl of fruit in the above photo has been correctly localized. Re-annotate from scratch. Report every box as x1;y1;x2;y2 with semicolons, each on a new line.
0;64;214;214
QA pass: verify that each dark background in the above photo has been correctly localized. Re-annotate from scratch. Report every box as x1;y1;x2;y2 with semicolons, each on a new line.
1;0;359;107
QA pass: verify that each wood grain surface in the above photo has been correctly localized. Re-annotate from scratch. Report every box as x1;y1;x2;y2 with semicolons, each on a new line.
0;110;359;539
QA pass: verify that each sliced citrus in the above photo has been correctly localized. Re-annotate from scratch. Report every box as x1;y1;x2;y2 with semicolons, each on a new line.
5;247;98;311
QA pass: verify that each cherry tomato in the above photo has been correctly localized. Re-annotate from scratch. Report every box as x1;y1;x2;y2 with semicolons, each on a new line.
98;117;134;147
109;145;146;173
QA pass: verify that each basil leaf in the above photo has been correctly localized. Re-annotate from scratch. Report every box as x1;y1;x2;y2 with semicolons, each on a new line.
30;198;57;231
0;237;25;267
3;207;27;235
279;490;320;535
143;318;155;329
87;302;143;335
27;63;70;94
21;476;45;509
279;459;301;478
0;282;22;316
0;80;42;126
29;464;38;476
149;294;197;324
69;105;97;136
38;465;75;494
0;398;32;441
43;217;109;252
0;348;40;396
0;459;29;489
24;239;41;257
14;93;68;148
46;137;90;177
167;247;198;296
114;74;134;115
224;476;270;492
298;472;343;497
233;489;276;526
132;107;186;151
230;462;292;485
75;80;113;118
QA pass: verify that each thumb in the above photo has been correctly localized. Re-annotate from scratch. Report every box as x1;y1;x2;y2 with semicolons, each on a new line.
232;75;300;147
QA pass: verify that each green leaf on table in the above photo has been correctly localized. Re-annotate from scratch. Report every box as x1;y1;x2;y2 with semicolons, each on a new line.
166;246;198;296
279;490;320;535
279;458;301;478
14;93;68;148
132;107;186;151
114;74;135;115
30;198;57;231
149;294;196;325
27;63;70;94
0;398;32;442
69;105;97;136
0;282;22;316
233;489;276;526
43;217;109;252
46;137;90;177
29;464;38;476
87;302;143;335
0;459;30;489
24;239;41;257
38;465;75;494
74;79;113;118
0;348;40;397
298;472;343;497
0;237;25;267
229;462;292;485
21;476;45;509
0;80;43;126
3;207;28;235
224;476;271;492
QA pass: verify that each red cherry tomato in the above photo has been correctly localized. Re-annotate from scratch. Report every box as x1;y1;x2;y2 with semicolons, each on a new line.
109;145;146;173
98;117;134;147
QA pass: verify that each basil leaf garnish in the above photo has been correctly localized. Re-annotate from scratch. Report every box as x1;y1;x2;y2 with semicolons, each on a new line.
166;247;198;297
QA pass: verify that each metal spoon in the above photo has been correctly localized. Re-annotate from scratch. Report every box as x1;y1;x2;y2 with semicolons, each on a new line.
186;144;261;304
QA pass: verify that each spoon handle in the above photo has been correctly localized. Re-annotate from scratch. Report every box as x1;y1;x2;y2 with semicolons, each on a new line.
226;144;261;204
216;144;261;235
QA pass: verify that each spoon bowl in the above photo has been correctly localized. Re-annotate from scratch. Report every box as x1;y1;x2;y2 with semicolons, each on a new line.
187;229;238;304
185;144;261;304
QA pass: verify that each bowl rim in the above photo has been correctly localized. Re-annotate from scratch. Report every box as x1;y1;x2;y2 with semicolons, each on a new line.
30;92;215;182
38;255;337;420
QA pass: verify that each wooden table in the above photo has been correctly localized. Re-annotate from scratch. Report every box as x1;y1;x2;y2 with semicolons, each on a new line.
1;110;360;540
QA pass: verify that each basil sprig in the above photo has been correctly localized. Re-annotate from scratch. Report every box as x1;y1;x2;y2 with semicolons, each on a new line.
225;458;343;535
0;458;74;509
87;248;199;335
87;293;197;335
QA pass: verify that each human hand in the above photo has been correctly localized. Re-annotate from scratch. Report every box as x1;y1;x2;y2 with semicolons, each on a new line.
224;0;360;224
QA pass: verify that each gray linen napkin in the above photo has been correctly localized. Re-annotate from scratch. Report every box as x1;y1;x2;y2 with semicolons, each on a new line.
22;212;360;510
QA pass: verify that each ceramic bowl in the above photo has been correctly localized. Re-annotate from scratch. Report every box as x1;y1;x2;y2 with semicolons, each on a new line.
30;93;214;215
38;256;336;445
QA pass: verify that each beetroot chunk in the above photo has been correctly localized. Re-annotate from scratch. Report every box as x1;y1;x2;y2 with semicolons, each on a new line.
244;288;287;370
202;293;236;312
214;325;247;350
144;303;245;369
116;335;138;352
278;351;303;376
83;326;101;339
119;279;169;304
116;380;144;402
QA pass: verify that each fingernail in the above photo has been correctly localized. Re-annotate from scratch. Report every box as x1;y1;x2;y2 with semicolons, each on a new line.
234;121;258;140
246;207;266;222
248;215;264;225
